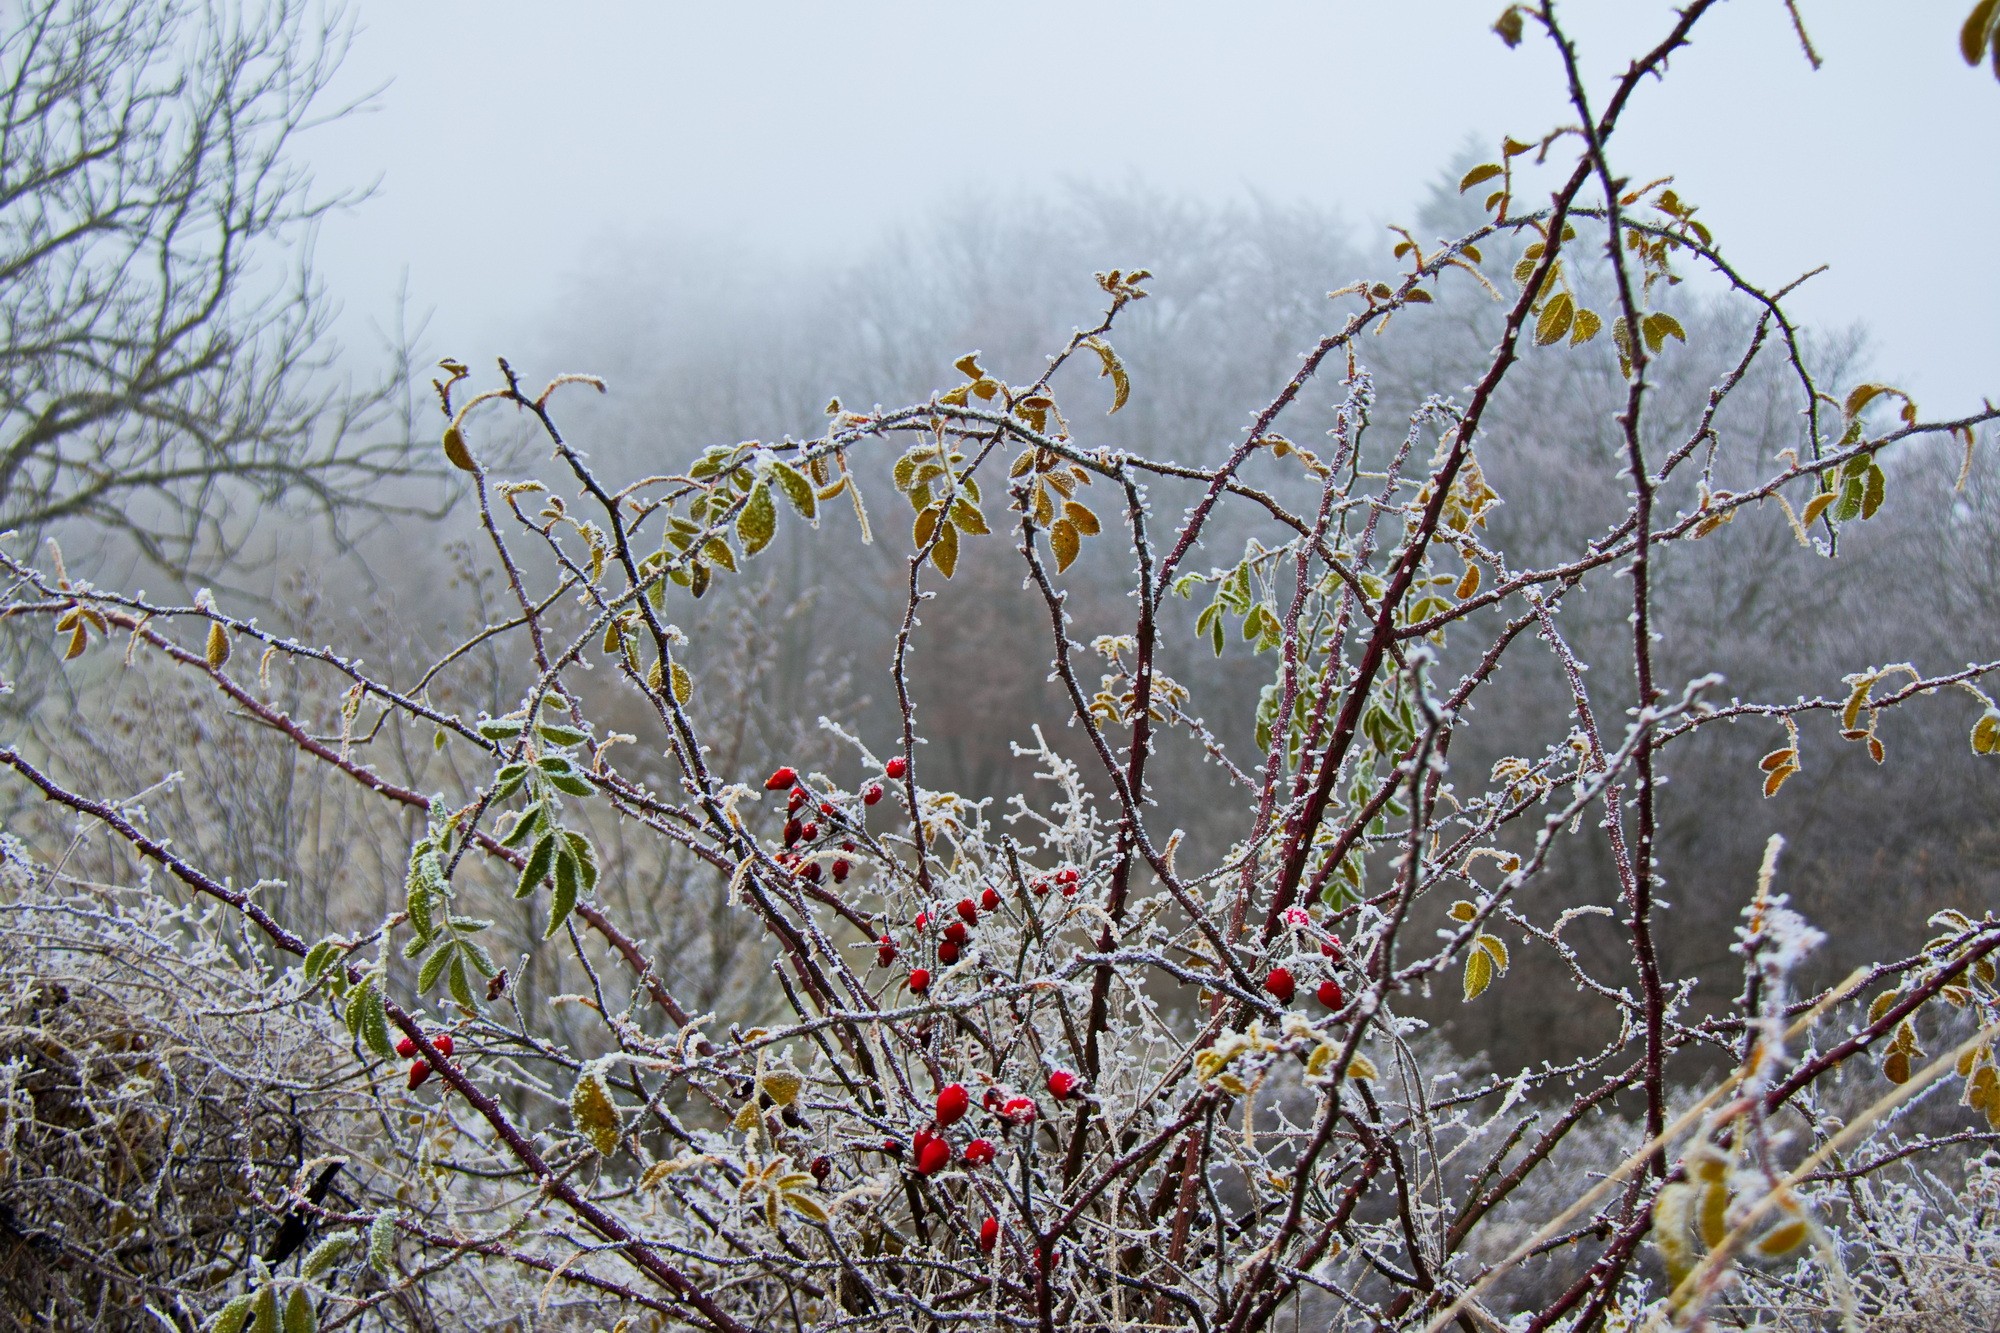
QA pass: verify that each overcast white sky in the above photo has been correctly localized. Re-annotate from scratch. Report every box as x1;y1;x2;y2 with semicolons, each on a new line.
304;1;1998;413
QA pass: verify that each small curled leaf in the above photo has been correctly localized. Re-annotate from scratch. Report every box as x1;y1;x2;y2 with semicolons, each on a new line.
1972;709;2000;755
442;426;476;472
205;622;231;667
1083;337;1130;413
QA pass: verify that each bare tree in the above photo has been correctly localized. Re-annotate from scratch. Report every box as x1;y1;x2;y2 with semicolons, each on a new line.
0;0;414;575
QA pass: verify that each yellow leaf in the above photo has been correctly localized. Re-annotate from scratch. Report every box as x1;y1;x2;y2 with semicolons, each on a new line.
1463;946;1494;1001
1641;311;1687;352
1449;900;1478;923
933;520;960;578
1455;564;1481;600
1345;1053;1378;1081
571;1066;623;1155
758;1071;802;1108
1083;337;1130;413
1762;764;1797;798
785;1191;829;1224
1477;934;1510;972
1801;492;1836;526
1972;709;2000;755
1534;291;1575;346
442;426;476;472
1570;307;1602;345
1063;500;1100;536
732;1102;761;1133
670;661;693;706
205;622;231;668
1759;747;1796;773
1698;1181;1731;1249
1459;163;1504;193
1050;520;1080;573
1883;1049;1911;1085
1751;1218;1811;1260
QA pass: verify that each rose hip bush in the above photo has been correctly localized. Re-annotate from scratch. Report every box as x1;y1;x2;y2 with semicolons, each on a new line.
4;6;2000;1331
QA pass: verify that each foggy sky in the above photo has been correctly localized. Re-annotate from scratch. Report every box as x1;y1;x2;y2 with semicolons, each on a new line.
303;2;1997;414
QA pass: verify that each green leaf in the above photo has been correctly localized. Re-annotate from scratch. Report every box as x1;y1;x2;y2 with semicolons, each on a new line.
518;833;556;899
1861;462;1886;519
205;1293;255;1333
1834;470;1866;522
563;830;600;892
461;937;499;979
738;482;777;555
304;940;339;982
367;1212;398;1276
417;941;454;993
249;1286;279;1333
500;803;542;846
301;1230;357;1280
358;982;394;1060
546;867;578;940
770;460;817;519
547;772;595;798
448;951;476;1010
1493;6;1525;47
538;722;589;747
282;1288;318;1333
476;718;524;742
670;660;694;705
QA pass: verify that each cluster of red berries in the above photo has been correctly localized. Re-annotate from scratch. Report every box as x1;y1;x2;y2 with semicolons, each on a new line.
1262;935;1348;1011
1027;865;1082;897
765;765;873;883
881;1075;1064;1182
397;1031;454;1090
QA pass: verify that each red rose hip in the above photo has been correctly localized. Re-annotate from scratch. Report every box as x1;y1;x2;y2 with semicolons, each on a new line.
979;1216;1000;1252
1047;1070;1078;1100
916;1136;951;1176
1316;979;1344;1009
1265;966;1296;1005
936;1083;971;1126
764;766;797;791
884;756;907;779
963;1137;996;1167
908;967;931;994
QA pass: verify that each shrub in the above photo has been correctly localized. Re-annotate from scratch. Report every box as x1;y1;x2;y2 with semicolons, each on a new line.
1;6;1998;1332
